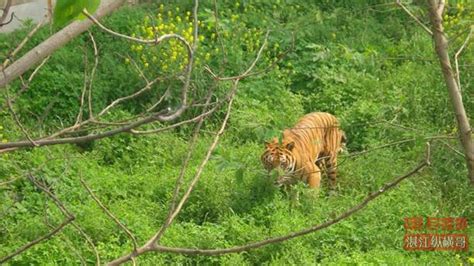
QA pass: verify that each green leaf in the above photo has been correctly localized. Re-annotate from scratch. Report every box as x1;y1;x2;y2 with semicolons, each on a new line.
53;0;100;27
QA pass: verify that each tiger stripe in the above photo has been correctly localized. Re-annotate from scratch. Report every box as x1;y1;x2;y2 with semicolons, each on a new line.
261;112;346;189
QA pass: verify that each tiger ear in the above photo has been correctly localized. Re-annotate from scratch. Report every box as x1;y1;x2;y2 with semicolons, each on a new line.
286;141;295;151
265;138;278;147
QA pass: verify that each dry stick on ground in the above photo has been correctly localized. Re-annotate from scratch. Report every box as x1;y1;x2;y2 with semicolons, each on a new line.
427;0;474;184
0;174;75;264
80;178;138;254
109;143;431;262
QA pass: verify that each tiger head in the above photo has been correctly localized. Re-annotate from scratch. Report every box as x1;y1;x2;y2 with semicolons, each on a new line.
261;138;298;187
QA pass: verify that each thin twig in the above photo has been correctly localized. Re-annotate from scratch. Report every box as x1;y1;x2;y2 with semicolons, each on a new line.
205;31;270;81
0;0;13;27
0;174;75;264
454;26;473;90
396;0;433;35
87;31;99;119
108;143;431;262
71;222;101;266
4;85;38;146
80;178;138;253
153;84;218;245
2;15;48;68
108;81;238;266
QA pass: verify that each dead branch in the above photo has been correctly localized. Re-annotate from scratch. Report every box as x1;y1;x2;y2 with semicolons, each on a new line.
4;85;38;146
71;222;101;266
0;0;13;27
108;81;238;266
87;31;99;120
395;0;433;35
2;16;48;69
454;26;473;90
0;174;75;263
80;178;138;254
0;0;127;88
108;143;431;263
0;0;199;153
205;31;270;81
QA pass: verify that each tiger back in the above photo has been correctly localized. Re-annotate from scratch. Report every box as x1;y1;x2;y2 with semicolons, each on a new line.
261;112;345;189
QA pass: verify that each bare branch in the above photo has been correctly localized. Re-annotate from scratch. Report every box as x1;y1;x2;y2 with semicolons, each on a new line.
71;222;101;266
205;31;270;81
2;16;48;69
0;0;127;88
454;26;473;90
396;0;433;35
0;174;75;264
108;143;431;263
87;31;99;119
108;81;238;266
0;0;13;27
4;85;39;146
80;178;138;254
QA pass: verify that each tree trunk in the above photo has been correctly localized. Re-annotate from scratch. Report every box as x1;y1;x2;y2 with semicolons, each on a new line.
0;0;126;89
428;0;474;185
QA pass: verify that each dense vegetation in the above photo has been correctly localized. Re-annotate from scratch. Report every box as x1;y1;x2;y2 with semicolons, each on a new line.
1;1;473;264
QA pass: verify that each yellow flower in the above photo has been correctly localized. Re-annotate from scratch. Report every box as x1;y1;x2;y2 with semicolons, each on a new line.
144;62;149;68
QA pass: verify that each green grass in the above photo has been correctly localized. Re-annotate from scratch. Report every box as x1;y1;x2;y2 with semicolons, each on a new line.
0;1;473;265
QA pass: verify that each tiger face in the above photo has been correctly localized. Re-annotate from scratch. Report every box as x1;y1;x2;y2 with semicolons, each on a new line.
261;139;298;186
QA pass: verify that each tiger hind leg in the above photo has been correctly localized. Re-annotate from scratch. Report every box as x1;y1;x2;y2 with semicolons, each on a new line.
325;157;338;190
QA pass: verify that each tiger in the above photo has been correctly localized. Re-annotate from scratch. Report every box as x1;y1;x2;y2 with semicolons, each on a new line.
261;112;346;189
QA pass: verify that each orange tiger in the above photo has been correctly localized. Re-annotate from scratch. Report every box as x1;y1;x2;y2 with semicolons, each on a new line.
261;112;346;189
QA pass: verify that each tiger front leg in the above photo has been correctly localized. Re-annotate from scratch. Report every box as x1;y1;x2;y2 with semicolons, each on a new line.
305;162;321;188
